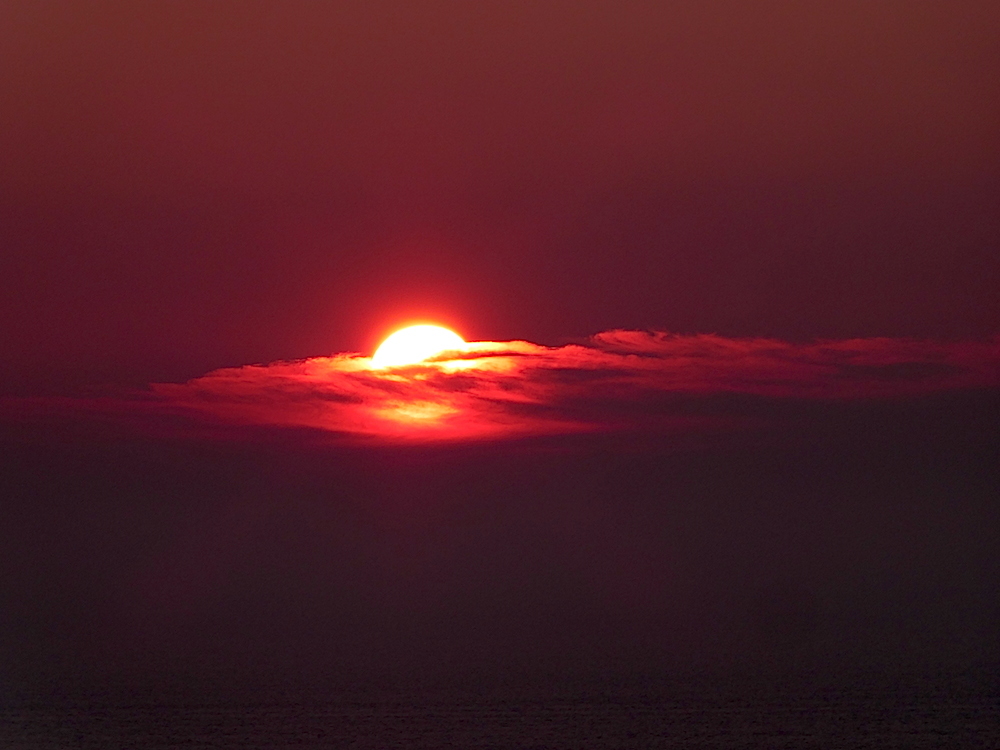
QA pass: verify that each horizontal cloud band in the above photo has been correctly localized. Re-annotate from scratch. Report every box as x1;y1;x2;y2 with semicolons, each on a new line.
147;331;1000;443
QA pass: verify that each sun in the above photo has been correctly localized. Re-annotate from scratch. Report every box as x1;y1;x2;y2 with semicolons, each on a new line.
370;324;466;368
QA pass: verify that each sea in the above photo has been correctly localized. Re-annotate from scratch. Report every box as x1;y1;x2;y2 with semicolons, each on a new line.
3;682;997;749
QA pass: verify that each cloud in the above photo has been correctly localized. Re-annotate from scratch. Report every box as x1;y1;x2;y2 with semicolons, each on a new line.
131;331;998;444
2;331;995;445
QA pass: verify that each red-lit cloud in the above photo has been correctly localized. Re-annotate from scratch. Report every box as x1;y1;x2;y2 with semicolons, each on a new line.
137;331;999;444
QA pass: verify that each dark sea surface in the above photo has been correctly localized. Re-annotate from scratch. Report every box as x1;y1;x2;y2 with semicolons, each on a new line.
2;394;998;748
3;682;998;749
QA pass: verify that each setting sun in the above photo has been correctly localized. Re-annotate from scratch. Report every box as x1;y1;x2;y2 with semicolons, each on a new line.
370;325;466;368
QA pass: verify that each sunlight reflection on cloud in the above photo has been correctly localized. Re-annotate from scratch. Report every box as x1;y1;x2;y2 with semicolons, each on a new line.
147;331;1000;443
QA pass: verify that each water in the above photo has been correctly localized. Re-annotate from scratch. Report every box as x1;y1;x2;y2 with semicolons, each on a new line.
3;692;996;748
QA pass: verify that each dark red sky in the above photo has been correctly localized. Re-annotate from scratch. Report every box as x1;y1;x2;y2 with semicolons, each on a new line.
2;3;1000;717
2;1;998;393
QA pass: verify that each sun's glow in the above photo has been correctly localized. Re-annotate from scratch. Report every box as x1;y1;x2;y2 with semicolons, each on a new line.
373;400;457;423
370;324;466;368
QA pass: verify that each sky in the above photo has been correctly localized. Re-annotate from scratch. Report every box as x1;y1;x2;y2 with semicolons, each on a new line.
2;1;998;391
1;1;998;705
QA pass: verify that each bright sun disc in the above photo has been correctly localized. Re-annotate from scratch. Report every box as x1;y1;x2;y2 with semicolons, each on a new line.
371;325;466;368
